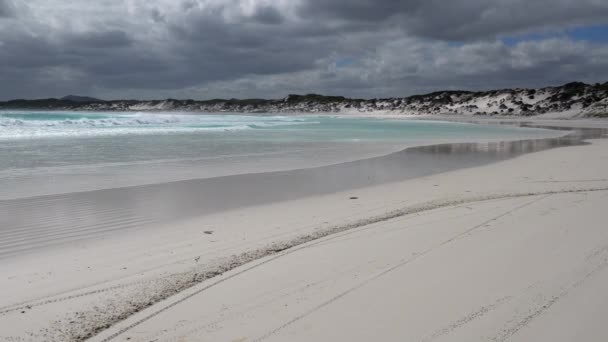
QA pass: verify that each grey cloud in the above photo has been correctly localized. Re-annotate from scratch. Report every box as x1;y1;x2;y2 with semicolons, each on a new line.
0;0;15;18
65;30;132;48
192;37;608;100
0;34;60;69
251;5;283;24
162;4;333;79
0;0;607;100
149;8;166;23
298;0;608;41
297;0;415;22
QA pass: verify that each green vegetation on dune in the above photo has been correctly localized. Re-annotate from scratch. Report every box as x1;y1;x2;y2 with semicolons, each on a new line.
0;81;606;116
285;94;347;104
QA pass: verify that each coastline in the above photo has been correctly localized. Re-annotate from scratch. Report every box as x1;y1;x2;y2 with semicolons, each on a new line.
2;118;608;341
0;121;570;257
2;81;606;118
0;114;560;201
4;1;608;339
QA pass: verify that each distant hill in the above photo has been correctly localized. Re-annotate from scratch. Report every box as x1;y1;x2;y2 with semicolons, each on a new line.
60;95;104;103
1;82;607;118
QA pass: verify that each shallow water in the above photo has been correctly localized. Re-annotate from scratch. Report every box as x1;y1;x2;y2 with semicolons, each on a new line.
0;113;557;199
0;114;594;258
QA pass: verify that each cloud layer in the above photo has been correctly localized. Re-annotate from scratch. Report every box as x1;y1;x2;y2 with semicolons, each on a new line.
0;0;607;100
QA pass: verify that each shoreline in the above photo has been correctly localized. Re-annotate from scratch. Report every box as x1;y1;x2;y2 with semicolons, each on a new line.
0;114;561;201
2;119;608;341
0;122;577;259
0;121;567;201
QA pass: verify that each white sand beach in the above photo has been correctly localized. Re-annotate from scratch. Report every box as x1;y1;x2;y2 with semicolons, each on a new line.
2;120;608;341
3;1;608;340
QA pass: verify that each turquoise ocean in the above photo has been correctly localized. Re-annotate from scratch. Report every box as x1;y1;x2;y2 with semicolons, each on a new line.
0;112;559;200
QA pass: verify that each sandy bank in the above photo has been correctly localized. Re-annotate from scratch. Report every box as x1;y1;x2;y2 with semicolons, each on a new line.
1;125;608;341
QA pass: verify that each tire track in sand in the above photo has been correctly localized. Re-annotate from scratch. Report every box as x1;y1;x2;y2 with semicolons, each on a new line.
18;187;608;341
250;195;549;342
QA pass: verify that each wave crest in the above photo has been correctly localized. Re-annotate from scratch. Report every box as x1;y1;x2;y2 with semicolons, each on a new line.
0;112;318;140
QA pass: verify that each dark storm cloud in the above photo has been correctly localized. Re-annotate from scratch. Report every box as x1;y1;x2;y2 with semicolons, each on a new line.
298;0;416;22
251;5;284;25
156;5;319;85
298;0;608;41
0;0;15;18
0;0;608;100
65;30;132;48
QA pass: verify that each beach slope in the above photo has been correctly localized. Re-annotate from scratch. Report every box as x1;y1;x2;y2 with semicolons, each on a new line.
2;130;608;342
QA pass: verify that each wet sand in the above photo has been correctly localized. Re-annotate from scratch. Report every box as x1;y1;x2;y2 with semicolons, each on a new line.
0;124;589;259
1;119;608;341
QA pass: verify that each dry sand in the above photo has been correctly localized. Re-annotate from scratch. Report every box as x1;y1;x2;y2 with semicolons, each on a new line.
2;120;608;341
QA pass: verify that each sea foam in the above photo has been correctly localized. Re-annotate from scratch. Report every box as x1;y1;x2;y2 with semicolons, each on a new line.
0;112;316;140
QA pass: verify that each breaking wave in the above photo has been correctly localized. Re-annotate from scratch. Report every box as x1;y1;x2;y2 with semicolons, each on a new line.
0;112;318;140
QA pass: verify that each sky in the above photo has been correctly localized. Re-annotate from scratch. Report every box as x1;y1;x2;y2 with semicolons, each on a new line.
0;0;608;100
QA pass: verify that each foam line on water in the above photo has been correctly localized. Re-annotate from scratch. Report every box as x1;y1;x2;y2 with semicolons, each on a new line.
0;112;318;140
